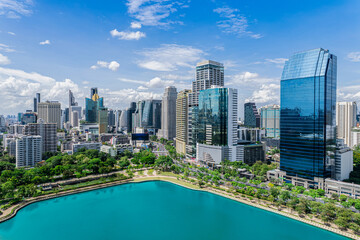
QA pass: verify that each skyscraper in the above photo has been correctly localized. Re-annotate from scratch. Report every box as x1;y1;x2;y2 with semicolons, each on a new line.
33;93;40;112
188;60;224;156
38;101;61;128
159;86;177;140
280;48;337;182
85;88;104;123
90;88;98;98
126;102;136;132
98;107;108;134
336;102;357;147
176;89;191;155
244;102;260;128
259;105;280;138
195;87;238;165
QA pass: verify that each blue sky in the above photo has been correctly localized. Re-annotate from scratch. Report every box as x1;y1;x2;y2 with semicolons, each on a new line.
1;0;360;116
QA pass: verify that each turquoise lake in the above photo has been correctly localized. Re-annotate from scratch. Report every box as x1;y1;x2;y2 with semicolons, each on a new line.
0;181;350;240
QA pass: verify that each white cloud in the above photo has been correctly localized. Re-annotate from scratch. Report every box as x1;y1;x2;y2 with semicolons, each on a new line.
0;66;85;114
82;81;90;85
0;0;33;19
130;21;142;29
265;58;288;65
119;77;174;89
126;0;186;27
0;53;10;65
347;52;360;62
338;84;360;101
110;29;146;40
39;40;51;45
7;31;15;35
137;44;204;71
91;60;120;71
245;83;280;104
227;72;276;86
214;7;261;39
0;43;15;52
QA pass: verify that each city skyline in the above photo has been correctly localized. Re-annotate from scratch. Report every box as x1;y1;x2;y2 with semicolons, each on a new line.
1;0;360;115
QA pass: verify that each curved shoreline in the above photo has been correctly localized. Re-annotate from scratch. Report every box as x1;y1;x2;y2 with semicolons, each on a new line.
0;175;358;240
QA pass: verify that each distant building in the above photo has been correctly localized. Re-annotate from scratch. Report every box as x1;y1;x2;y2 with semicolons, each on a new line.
238;127;265;142
23;120;57;153
158;86;177;140
175;89;191;155
34;93;40;112
3;135;17;156
237;141;265;165
259;104;280;138
352;128;360;148
9;124;24;134
336;102;357;147
108;109;116;127
70;111;79;127
335;139;353;180
132;100;162;132
38;101;61;128
85;89;104;123
20;112;37;125
244;102;260;128
16;135;42;168
72;142;101;153
98;108;108;134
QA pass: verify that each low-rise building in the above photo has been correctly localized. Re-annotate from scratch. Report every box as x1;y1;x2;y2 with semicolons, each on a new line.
72;142;101;153
335;139;353;180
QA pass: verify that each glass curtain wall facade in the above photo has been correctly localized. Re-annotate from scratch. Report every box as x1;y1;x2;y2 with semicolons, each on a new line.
280;48;337;180
195;88;229;146
85;97;104;123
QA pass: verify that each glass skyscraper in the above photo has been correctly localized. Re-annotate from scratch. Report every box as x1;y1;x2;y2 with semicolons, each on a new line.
280;48;337;181
85;90;104;123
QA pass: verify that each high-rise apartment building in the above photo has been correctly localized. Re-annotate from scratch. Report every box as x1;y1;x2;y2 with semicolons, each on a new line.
127;102;136;133
336;102;357;147
70;111;79;127
244;102;260;128
158;86;177;140
175;89;191;155
16;135;42;168
259;104;280;138
38;101;61;128
195;87;238;165
188;60;224;156
23;120;57;153
280;48;337;183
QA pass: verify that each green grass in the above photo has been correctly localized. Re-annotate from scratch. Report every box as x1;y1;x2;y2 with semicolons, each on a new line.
158;171;180;178
148;169;154;176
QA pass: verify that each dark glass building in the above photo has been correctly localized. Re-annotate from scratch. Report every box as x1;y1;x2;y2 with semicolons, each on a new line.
244;102;260;128
85;90;104;123
280;48;337;180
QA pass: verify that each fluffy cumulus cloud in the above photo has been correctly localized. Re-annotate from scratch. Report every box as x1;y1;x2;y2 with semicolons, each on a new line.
91;60;120;71
0;66;85;113
137;44;204;71
0;53;10;65
110;29;146;40
119;77;174;89
0;0;33;19
130;21;142;29
39;40;51;45
245;83;280;104
214;7;262;39
126;0;187;27
347;52;360;62
338;84;360;102
227;71;275;86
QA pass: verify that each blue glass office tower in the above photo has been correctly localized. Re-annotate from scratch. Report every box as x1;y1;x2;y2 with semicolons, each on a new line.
280;48;337;181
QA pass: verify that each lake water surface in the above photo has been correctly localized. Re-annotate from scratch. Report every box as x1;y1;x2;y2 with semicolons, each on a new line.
0;181;350;240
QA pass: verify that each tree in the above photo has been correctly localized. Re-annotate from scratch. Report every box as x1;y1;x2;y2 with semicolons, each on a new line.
334;217;349;230
320;203;336;224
